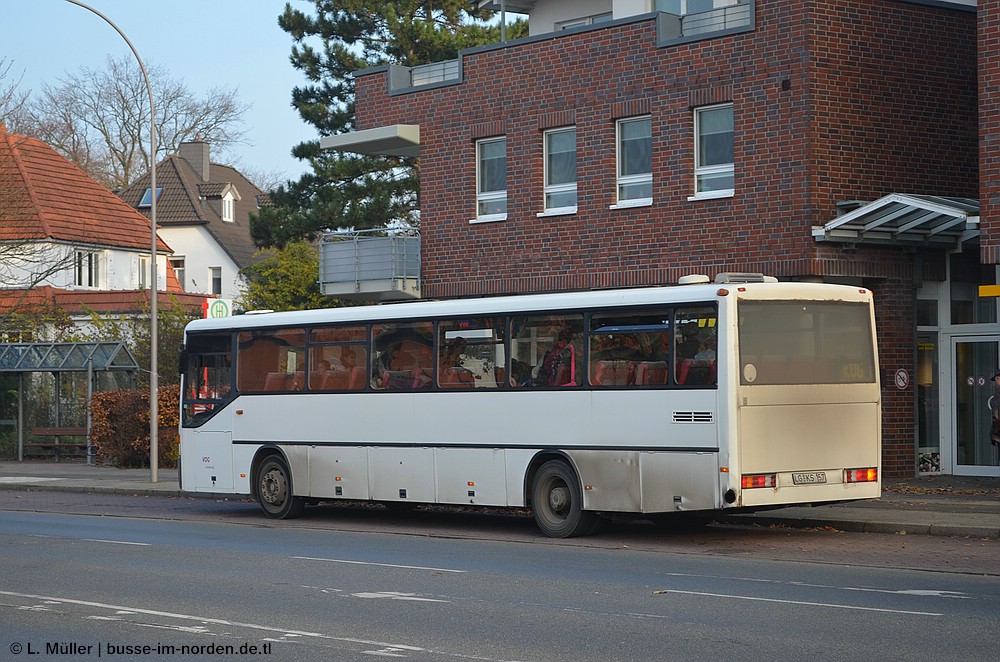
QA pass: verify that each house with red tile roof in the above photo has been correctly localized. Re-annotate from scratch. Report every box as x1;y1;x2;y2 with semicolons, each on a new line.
0;123;205;330
116;140;265;301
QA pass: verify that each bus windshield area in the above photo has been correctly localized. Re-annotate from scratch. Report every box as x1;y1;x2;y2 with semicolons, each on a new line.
181;334;232;426
738;300;876;385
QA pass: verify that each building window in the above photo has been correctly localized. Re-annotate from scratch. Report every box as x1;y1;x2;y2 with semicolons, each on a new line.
475;137;507;222
543;127;577;214
138;187;163;208
557;12;613;30
74;250;100;288
693;103;734;197
210;266;222;296
616;116;652;206
138;255;149;290
222;193;235;223
656;0;738;15
169;256;186;290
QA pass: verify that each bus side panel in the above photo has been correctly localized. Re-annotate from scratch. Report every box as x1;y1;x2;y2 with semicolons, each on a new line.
308;446;370;500
570;450;641;512
369;447;436;502
435;448;508;506
505;448;536;507
180;430;235;492
638;451;720;513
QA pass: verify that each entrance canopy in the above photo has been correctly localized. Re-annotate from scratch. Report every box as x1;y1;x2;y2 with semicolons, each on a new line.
812;194;980;248
0;342;139;373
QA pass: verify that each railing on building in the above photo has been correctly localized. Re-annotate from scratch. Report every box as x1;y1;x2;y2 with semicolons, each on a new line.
318;229;421;301
657;2;754;43
388;59;461;91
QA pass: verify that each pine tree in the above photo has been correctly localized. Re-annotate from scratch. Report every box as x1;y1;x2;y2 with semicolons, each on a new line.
251;0;526;249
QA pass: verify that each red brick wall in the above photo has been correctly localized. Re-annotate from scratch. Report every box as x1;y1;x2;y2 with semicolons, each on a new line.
350;0;980;479
354;0;977;298
981;0;1000;265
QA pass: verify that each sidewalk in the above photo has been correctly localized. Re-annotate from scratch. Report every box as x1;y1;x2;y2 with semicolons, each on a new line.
0;460;997;539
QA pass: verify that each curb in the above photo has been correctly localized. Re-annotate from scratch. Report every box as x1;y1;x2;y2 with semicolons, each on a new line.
716;513;1000;539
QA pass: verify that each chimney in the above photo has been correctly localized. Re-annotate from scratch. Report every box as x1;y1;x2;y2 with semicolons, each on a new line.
179;139;210;182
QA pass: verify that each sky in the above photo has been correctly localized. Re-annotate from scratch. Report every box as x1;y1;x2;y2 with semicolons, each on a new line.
6;0;315;187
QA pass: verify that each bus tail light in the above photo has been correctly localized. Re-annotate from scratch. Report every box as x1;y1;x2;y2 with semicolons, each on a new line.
741;473;776;489
845;467;878;483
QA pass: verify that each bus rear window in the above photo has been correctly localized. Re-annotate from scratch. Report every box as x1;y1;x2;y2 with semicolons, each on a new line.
738;301;876;385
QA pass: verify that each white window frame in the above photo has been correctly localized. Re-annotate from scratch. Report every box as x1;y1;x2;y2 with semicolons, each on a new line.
169;256;186;291
612;116;653;209
540;127;578;217
222;193;235;223
210;266;223;296
690;102;735;201
473;137;507;224
138;254;150;290
74;250;100;288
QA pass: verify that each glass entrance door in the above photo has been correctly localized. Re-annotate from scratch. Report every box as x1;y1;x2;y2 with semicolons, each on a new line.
952;336;1000;474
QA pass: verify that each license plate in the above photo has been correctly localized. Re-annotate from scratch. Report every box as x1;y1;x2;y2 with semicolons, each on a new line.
792;472;827;485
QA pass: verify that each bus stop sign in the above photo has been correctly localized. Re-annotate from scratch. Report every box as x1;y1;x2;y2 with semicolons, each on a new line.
205;298;232;318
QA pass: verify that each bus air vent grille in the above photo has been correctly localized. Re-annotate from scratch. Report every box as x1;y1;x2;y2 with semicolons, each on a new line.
673;411;714;423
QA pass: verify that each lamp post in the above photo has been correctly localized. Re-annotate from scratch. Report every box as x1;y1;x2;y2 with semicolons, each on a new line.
65;1;159;482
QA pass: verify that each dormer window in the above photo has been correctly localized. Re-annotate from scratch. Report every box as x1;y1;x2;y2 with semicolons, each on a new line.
138;187;163;208
222;192;236;222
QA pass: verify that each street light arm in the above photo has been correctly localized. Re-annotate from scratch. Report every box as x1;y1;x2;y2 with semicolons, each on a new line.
65;0;159;482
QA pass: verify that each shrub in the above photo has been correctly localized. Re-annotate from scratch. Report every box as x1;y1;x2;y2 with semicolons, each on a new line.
90;384;180;468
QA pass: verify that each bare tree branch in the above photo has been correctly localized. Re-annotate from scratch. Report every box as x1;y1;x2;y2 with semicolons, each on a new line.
18;55;250;189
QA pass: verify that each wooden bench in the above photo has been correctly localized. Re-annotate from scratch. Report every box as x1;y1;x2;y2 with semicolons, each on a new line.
28;427;89;461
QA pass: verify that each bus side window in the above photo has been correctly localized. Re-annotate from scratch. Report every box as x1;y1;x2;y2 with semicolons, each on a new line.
510;313;583;388
674;306;717;386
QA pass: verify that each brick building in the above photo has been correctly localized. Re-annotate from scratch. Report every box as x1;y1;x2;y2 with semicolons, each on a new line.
325;0;997;478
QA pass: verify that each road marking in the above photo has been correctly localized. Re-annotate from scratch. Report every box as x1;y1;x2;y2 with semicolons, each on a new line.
0;590;427;652
83;539;151;546
351;592;449;603
661;572;970;600
652;589;943;616
292;556;466;573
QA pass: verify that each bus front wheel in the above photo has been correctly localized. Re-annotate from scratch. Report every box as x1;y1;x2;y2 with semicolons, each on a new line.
256;456;305;519
531;460;597;538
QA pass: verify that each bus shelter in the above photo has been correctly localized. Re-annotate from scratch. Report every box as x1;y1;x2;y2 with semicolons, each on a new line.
0;342;139;462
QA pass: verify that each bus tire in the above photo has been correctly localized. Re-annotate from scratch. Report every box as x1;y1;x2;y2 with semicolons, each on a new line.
255;455;306;519
531;460;597;538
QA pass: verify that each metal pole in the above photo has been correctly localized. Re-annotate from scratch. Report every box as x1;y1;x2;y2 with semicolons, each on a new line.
65;1;158;481
501;0;507;42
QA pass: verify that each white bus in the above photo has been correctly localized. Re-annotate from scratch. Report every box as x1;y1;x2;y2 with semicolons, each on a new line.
178;274;881;537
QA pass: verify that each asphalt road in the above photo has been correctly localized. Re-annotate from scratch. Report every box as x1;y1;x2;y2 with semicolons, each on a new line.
1;492;998;661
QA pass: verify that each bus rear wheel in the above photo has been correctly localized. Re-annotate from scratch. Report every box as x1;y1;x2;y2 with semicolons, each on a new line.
256;456;305;519
531;460;597;538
